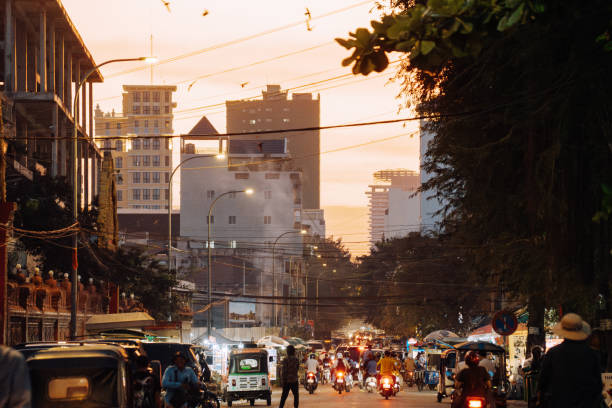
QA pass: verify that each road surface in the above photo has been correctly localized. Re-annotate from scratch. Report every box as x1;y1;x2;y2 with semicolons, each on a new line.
223;383;528;408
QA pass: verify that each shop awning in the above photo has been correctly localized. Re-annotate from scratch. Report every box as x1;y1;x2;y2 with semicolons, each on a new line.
86;312;155;332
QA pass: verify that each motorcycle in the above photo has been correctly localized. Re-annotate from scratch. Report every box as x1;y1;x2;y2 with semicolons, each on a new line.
322;364;331;385
304;371;318;394
464;396;486;408
333;371;346;394
403;370;415;387
379;375;395;400
365;376;377;393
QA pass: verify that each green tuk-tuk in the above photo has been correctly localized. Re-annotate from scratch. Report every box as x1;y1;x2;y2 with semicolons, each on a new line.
223;348;271;407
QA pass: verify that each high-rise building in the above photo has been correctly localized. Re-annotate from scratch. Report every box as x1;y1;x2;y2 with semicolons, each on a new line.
419;120;443;233
95;85;177;210
225;85;320;209
366;169;420;247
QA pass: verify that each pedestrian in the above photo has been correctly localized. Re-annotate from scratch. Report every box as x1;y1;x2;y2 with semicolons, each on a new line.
0;345;31;408
279;345;299;408
538;313;603;408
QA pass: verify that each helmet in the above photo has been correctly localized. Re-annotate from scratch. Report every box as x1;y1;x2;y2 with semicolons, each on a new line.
465;351;480;368
310;353;316;359
337;352;343;359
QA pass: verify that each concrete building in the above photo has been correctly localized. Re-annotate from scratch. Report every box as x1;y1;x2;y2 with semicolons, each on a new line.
1;0;105;345
419;120;443;233
179;137;305;329
366;169;420;248
94;85;177;210
225;85;320;210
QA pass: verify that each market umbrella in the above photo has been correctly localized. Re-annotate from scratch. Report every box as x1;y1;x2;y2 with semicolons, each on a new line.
423;330;460;342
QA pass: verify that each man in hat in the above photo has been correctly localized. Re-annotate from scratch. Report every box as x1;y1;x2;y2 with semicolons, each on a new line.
162;352;199;408
538;313;603;408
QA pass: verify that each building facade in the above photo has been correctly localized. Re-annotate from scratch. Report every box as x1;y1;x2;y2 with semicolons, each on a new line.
94;85;177;210
179;138;305;329
366;169;420;248
225;85;320;210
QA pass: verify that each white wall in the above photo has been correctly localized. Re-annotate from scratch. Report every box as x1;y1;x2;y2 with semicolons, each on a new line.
385;187;420;239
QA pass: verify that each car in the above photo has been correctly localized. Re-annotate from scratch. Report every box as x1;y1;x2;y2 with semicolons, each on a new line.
306;341;325;352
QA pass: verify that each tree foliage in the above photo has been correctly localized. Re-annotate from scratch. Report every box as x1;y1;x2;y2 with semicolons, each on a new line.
8;174;178;320
358;233;489;336
339;0;612;333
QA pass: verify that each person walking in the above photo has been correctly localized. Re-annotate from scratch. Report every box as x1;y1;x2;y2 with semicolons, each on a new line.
538;313;603;408
279;345;300;408
0;345;31;408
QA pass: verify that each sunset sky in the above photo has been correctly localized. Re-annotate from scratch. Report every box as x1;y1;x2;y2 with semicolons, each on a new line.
62;0;421;256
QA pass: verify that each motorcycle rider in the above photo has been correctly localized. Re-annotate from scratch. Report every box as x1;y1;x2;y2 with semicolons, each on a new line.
364;352;378;387
305;353;320;382
455;351;491;406
332;352;348;383
377;350;398;387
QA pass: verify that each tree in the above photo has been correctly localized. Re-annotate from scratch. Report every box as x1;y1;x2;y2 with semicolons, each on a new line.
8;174;178;320
339;0;612;353
358;232;488;336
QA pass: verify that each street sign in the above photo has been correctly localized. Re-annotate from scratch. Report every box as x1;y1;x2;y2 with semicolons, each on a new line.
492;310;519;336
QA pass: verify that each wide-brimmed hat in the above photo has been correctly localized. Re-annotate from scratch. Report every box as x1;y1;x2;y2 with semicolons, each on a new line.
552;313;591;341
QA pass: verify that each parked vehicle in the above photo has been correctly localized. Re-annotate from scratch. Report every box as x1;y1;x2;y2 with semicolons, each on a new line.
27;344;133;408
223;348;271;407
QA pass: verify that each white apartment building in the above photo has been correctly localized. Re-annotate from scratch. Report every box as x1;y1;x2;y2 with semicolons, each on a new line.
419;120;443;233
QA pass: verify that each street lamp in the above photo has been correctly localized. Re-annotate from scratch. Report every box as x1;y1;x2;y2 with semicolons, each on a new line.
207;189;254;337
272;229;307;327
70;56;155;339
167;153;225;273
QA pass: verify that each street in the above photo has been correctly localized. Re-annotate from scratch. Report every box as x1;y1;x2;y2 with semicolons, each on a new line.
230;385;447;408
226;385;528;408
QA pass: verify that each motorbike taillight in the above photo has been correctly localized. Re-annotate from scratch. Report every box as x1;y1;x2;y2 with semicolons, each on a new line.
467;397;485;408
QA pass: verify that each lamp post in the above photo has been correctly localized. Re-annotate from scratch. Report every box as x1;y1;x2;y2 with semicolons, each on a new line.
167;153;224;274
272;229;306;328
207;188;254;338
70;57;156;339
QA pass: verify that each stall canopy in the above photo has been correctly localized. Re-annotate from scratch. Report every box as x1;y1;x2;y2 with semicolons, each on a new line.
86;312;155;332
424;330;460;342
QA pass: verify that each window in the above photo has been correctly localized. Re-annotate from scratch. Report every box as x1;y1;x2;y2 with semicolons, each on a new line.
264;190;272;200
142;138;150;150
229;216;236;224
152;156;160;166
153;92;160;102
116;174;123;185
165;156;170;166
265;118;272;122
230;240;237;248
152;172;160;183
164;189;169;200
165;172;169;183
248;119;257;125
115;157;123;169
235;173;249;180
104;140;111;149
132;173;140;184
132;189;141;200
134;120;139;131
48;377;90;401
283;107;290;112
165;91;171;102
133;105;141;114
142;172;150;183
143;156;151;166
115;140;123;151
264;216;272;225
153;106;160;115
164;138;169;149
154;120;159;129
116;123;121;130
153;138;160;150
265;107;272;112
164;106;170;114
265;173;280;179
133;92;141;102
143;106;151;115
105;123;110;129
117;190;123;201
152;189;160;200
207;215;214;224
206;190;215;199
133;139;141;150
165;120;170;129
132;156;140;166
282;118;290;123
143;92;150;102
144;120;149;129
143;189;150;200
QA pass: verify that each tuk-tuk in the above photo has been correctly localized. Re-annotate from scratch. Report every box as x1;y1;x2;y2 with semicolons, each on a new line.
437;341;508;407
27;344;133;408
223;348;271;407
423;349;441;391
